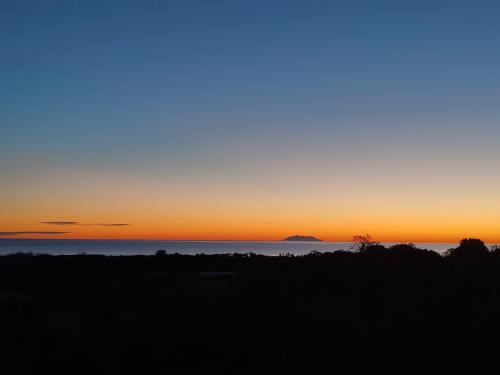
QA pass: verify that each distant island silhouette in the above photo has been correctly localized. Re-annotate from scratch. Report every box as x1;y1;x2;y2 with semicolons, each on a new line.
283;235;322;242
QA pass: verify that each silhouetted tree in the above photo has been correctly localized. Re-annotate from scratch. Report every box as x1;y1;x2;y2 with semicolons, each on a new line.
446;238;489;257
352;234;379;253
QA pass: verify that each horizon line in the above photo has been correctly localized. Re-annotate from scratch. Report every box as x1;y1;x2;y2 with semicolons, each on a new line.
0;237;499;244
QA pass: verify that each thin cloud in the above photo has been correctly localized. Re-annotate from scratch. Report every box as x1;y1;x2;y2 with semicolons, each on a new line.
41;221;79;225
41;221;130;227
0;231;69;236
82;223;130;227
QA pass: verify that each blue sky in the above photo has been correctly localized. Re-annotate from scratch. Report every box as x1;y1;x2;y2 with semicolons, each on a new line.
3;1;500;153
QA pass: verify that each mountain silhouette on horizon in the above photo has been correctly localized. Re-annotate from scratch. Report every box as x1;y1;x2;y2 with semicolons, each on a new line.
283;235;322;242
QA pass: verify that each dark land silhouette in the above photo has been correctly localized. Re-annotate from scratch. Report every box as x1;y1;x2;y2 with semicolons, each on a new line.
3;238;500;374
283;235;322;241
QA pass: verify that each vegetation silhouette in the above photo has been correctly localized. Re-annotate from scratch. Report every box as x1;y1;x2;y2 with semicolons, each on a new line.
351;234;379;252
2;237;500;374
446;238;490;257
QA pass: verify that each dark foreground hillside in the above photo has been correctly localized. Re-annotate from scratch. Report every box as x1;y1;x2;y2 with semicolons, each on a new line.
2;247;500;374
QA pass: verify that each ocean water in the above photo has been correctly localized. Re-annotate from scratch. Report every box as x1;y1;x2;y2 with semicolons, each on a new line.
0;239;478;256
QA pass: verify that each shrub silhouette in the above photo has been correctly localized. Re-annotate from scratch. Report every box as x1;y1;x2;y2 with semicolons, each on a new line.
362;244;388;254
446;238;489;257
388;243;432;255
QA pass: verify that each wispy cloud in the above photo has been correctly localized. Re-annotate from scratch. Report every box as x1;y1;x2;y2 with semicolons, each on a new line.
42;221;130;227
0;231;69;236
82;223;130;227
41;221;79;225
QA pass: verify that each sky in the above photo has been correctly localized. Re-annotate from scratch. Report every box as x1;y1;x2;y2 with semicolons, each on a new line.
1;0;500;242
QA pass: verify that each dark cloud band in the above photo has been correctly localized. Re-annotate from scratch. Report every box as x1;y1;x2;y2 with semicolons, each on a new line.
82;223;130;227
0;231;69;236
41;221;79;225
42;221;130;227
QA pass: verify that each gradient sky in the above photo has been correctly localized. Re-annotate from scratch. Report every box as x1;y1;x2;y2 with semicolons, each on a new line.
2;0;500;242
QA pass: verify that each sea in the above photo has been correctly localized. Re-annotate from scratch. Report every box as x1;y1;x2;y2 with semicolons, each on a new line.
0;239;488;256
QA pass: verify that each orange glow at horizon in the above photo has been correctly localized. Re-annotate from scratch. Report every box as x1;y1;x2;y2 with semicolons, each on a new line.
2;160;500;244
2;214;500;244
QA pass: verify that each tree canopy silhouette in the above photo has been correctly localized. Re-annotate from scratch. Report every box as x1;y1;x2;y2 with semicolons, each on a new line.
446;238;489;257
352;234;381;253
